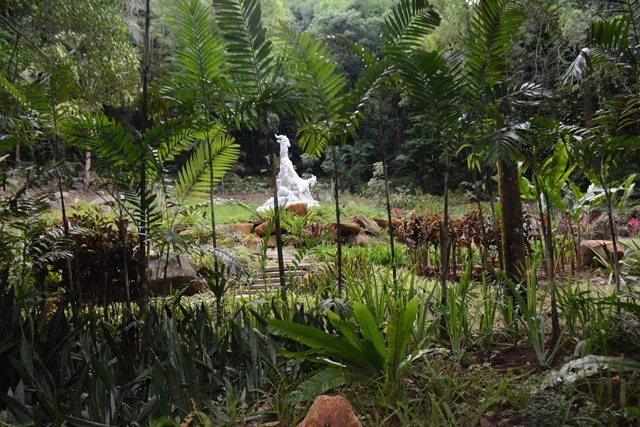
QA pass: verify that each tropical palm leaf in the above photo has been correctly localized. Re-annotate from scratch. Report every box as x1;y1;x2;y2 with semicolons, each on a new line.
384;0;441;50
479;124;533;164
212;0;293;128
143;118;202;180
274;24;348;155
465;0;526;93
65;112;142;172
173;127;240;202
387;47;462;129
213;0;275;90
168;0;228;112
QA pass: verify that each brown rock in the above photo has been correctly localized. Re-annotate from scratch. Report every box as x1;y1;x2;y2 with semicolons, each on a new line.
579;240;625;268
267;235;277;248
373;217;388;228
391;217;403;228
297;395;362;427
346;233;372;247
286;202;309;217
222;222;254;236
148;252;206;295
246;237;263;246
329;222;361;236
255;221;275;237
353;214;380;236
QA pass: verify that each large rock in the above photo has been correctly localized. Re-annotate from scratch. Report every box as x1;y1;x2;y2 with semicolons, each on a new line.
297;395;362;427
373;217;388;228
346;233;372;247
353;214;380;236
221;222;254;236
148;252;207;295
329;222;361;236
286;202;309;217
255;221;275;237
579;240;625;268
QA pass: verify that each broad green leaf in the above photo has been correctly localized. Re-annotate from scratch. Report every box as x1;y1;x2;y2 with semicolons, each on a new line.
288;367;353;404
386;296;419;382
267;319;378;375
352;302;385;366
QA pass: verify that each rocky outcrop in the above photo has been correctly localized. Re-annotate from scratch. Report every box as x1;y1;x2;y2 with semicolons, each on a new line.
297;395;362;427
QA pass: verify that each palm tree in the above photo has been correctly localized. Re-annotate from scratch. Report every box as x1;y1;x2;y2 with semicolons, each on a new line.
563;0;640;291
212;0;298;298
462;0;533;292
384;4;461;335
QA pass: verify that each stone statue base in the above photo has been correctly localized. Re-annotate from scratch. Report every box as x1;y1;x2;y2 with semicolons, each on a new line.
257;196;320;213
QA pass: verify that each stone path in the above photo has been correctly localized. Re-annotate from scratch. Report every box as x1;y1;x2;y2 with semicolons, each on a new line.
249;250;313;292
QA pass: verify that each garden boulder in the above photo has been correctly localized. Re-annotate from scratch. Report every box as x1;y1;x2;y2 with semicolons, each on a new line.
353;214;380;236
286;202;309;217
346;233;372;247
579;240;625;269
148;252;207;295
330;222;361;236
255;221;275;237
297;395;362;427
221;222;254;236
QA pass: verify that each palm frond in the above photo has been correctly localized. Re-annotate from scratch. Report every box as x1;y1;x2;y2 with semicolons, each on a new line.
143;118;204;179
213;0;275;91
387;48;461;127
336;38;392;127
274;24;348;155
173;127;240;202
564;10;639;87
465;0;526;92
65;113;142;173
169;0;227;111
384;0;441;50
479;124;533;164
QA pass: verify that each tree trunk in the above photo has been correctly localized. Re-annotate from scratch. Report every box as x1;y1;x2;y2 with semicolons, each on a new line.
497;160;526;293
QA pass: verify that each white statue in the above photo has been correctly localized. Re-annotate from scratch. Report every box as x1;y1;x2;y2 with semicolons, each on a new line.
257;135;319;211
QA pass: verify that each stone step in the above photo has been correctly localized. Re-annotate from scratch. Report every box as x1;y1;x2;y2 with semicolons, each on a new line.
264;263;311;273
251;269;307;288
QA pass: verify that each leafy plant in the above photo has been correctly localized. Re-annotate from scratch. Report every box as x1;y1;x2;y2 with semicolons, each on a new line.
267;296;422;402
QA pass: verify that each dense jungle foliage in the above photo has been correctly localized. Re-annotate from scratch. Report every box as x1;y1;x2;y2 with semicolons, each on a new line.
2;0;640;425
